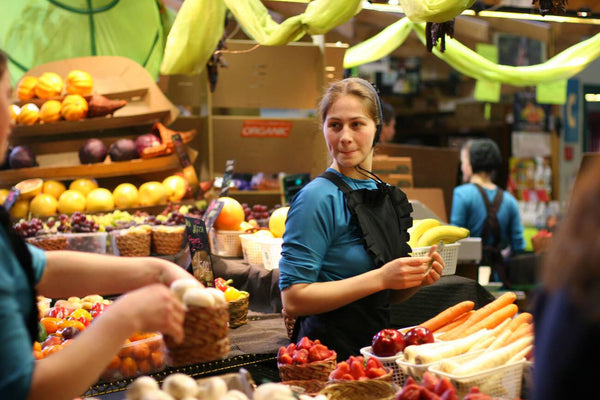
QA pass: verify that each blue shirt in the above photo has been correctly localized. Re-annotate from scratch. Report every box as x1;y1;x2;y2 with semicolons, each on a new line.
279;169;378;290
0;226;47;400
450;183;525;252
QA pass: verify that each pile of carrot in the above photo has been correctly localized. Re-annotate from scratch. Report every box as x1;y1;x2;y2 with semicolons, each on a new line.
418;292;534;348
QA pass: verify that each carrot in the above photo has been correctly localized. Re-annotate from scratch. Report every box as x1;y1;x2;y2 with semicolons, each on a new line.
505;322;534;345
434;311;474;333
507;312;533;332
461;304;519;337
440;292;517;340
420;301;475;332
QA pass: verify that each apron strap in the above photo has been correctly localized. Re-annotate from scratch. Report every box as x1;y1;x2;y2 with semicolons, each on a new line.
473;183;503;247
319;171;353;194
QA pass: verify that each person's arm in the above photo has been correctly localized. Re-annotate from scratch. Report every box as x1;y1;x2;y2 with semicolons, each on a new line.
507;196;526;254
450;187;468;228
36;251;192;298
388;251;445;303
27;284;186;400
282;254;442;317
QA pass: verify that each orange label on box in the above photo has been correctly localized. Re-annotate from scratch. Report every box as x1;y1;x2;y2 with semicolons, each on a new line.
241;120;293;138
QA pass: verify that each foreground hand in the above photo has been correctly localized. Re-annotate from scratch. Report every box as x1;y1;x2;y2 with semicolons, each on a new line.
108;284;187;343
155;258;201;288
380;257;430;290
421;250;445;286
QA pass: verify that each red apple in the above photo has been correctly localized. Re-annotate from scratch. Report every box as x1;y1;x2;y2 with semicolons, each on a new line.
404;326;434;346
371;328;406;357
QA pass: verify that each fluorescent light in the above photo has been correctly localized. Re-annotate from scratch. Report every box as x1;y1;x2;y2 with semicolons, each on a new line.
585;93;600;102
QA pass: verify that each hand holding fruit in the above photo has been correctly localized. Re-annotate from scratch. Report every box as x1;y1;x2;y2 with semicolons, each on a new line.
379;256;432;290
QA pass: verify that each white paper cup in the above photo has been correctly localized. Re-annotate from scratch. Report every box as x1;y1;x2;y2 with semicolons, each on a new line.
478;266;492;286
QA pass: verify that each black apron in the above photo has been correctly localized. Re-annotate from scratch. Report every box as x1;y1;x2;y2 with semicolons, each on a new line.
291;171;413;360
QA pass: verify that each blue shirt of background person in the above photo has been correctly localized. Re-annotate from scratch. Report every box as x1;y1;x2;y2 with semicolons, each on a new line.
0;230;46;400
450;138;525;254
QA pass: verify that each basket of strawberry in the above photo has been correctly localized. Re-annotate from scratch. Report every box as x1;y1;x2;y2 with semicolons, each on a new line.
277;336;337;383
322;355;395;400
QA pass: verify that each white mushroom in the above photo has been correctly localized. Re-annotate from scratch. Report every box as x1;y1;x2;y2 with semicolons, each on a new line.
126;376;160;400
139;390;175;400
253;383;295;400
204;287;227;305
182;287;215;307
197;376;228;400
162;373;199;399
218;389;249;400
170;278;202;301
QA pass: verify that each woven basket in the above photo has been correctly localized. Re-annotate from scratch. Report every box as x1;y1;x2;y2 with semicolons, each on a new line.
228;292;249;328
283;379;328;395
281;308;296;341
209;230;243;258
114;231;151;257
278;353;337;382
151;226;186;255
322;371;395;400
26;235;68;251
164;303;230;366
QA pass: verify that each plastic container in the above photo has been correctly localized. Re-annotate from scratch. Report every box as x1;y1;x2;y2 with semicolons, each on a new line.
260;238;283;270
209;229;243;258
360;346;407;387
99;333;166;382
239;234;264;266
62;232;107;254
411;242;460;276
427;351;525;399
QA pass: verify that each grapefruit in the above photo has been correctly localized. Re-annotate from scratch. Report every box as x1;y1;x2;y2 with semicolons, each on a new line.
138;181;167;206
30;194;58;217
69;178;98;197
10;199;29;219
42;180;66;200
86;188;114;212
58;190;86;214
113;183;139;209
162;175;188;202
15;178;43;200
214;197;245;231
269;206;289;238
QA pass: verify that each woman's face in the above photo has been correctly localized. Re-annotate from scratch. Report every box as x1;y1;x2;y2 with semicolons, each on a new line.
323;94;376;179
0;69;12;163
460;147;472;182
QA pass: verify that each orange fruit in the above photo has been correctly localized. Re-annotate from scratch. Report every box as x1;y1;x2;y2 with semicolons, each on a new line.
112;183;139;209
10;199;30;219
269;206;289;238
0;188;10;204
15;178;43;200
69;178;98;197
86;188;114;212
58;190;86;214
119;356;137;377
42;180;66;200
9;104;20;123
138;181;167;206
29;193;58;217
214;197;245;231
162;175;187;202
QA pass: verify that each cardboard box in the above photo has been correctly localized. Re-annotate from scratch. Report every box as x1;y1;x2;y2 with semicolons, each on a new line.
379;173;413;188
372;155;412;175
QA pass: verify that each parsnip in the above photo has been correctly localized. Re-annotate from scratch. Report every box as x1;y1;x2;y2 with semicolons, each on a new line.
508;344;533;364
470;335;496;352
414;330;488;364
486;328;512;351
451;336;533;376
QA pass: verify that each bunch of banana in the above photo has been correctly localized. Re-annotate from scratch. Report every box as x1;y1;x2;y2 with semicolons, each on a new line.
408;218;442;248
415;225;470;248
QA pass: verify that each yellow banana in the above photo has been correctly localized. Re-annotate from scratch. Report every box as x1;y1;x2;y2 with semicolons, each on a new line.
408;218;442;248
415;225;470;247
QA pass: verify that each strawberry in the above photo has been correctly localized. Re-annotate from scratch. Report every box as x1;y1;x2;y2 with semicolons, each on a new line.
297;336;313;351
366;357;384;370
341;373;355;381
279;353;293;365
329;361;350;380
308;344;331;362
292;348;309;364
365;366;387;378
434;377;455;397
350;357;366;380
423;371;440;393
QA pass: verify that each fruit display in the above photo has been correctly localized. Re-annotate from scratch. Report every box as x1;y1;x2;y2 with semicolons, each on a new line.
394;372;458;400
409;218;470;248
277;336;337;382
329;355;390;381
100;333;167;382
371;328;407;357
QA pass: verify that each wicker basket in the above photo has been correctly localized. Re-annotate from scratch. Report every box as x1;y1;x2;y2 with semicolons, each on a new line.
283;379;328;395
228;292;250;328
26;235;68;251
209;229;243;258
239;234;264;266
281;308;296;341
113;231;151;257
151;226;186;255
164;302;230;366
278;353;337;382
321;371;396;400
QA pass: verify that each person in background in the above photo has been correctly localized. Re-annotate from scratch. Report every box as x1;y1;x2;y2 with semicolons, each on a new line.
379;100;396;144
532;164;600;400
279;77;444;360
0;49;192;400
450;139;525;283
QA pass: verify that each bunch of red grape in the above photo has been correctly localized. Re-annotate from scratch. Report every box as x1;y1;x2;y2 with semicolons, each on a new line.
56;212;99;233
242;203;270;222
13;218;45;238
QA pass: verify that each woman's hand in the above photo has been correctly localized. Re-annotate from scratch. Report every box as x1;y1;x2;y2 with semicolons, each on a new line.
103;284;187;343
154;258;200;288
380;256;430;290
421;250;445;286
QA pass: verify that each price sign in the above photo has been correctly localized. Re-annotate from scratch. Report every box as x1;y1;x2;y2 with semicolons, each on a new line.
184;216;214;287
202;199;224;232
219;159;235;198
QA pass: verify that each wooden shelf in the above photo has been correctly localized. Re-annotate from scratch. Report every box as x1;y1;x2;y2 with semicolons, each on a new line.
0;155;184;186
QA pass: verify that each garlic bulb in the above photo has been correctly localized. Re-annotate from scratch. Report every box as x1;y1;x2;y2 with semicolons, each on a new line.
162;373;199;399
126;376;160;400
170;279;202;302
182;287;215;307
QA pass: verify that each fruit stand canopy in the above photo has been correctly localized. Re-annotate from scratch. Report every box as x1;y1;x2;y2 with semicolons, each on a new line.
2;0;600;88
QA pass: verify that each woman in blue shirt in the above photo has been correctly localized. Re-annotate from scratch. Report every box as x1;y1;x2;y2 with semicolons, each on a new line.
279;77;445;359
0;50;192;400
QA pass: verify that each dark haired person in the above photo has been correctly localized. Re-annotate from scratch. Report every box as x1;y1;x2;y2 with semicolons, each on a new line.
279;77;445;359
379;100;396;144
0;50;192;400
451;139;525;282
